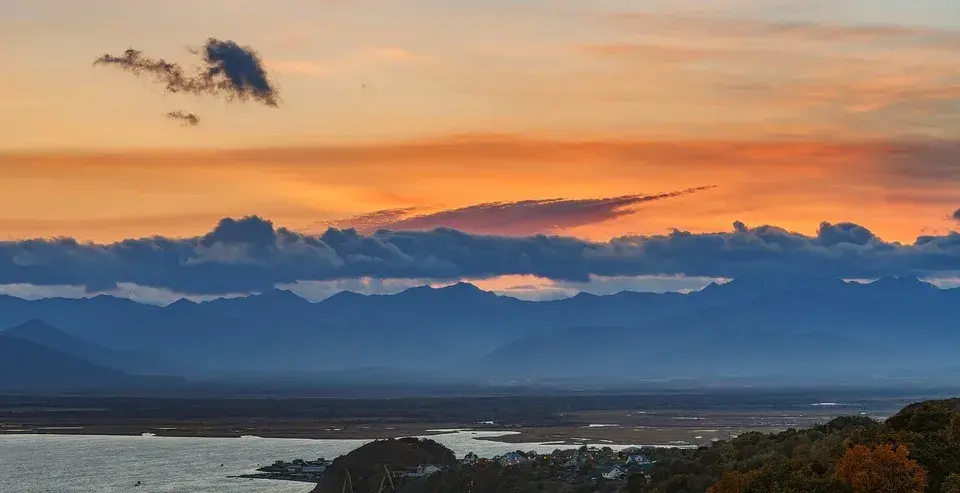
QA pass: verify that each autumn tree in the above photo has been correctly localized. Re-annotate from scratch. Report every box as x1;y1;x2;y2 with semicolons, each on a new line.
707;470;760;493
835;444;926;493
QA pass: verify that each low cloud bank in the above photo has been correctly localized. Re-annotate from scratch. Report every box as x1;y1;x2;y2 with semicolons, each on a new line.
3;216;960;294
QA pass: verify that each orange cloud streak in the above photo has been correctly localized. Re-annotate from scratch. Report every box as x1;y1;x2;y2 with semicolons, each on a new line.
1;135;958;243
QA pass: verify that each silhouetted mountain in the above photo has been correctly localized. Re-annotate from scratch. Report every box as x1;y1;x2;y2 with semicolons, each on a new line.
2;319;180;375
0;277;955;383
483;277;960;380
0;335;181;391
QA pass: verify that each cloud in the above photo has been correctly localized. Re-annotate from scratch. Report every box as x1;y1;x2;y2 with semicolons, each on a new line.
326;207;422;233
609;13;960;47
326;186;716;235
165;110;199;126
953;208;960;223
95;38;279;106
3;215;960;295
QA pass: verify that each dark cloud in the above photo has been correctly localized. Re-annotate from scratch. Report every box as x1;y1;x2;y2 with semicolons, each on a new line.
3;216;960;294
953;208;960;223
327;186;715;235
95;38;278;106
94;49;190;91
165;110;199;126
189;39;278;106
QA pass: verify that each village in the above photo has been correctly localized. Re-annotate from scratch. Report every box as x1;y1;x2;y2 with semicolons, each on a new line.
239;446;656;488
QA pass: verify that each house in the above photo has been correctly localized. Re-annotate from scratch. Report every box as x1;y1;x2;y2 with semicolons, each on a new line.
396;464;442;478
302;465;327;474
601;466;627;480
499;452;526;467
626;454;652;466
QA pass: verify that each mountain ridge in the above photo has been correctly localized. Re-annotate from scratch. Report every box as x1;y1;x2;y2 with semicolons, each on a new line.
0;277;954;383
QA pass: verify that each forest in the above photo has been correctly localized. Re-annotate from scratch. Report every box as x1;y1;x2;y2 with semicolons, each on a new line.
645;398;960;492
313;398;960;493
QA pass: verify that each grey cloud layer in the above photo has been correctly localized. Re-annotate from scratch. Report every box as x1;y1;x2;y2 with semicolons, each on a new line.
4;216;960;294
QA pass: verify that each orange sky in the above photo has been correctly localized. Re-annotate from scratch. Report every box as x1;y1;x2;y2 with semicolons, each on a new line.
1;0;959;243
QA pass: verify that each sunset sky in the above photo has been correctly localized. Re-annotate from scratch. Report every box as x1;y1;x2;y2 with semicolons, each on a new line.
1;0;959;302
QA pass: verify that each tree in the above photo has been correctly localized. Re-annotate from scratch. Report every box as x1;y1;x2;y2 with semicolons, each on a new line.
707;470;760;493
624;473;647;493
942;473;960;493
834;444;926;493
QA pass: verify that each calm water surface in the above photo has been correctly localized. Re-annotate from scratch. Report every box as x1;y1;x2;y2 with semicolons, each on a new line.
0;431;645;493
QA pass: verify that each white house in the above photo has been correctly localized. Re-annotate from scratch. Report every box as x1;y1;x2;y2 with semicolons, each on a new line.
626;454;652;466
602;466;627;480
401;464;442;478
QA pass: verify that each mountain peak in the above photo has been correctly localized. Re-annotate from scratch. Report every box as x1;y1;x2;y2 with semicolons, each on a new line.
253;289;309;303
865;277;936;292
439;282;485;293
6;318;59;335
166;298;196;309
399;282;486;295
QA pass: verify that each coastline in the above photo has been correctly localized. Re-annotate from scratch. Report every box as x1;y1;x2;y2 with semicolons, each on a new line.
0;408;887;447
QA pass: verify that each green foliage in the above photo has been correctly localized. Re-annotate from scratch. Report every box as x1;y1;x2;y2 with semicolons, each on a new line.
942;474;960;493
311;398;960;493
624;473;648;493
642;398;960;493
314;438;458;493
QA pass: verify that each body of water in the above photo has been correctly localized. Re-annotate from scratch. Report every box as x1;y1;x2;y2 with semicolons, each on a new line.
0;431;645;493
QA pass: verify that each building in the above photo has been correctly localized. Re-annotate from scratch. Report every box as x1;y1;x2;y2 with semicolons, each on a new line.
626;454;652;466
601;466;627;480
396;464;442;478
499;452;526;467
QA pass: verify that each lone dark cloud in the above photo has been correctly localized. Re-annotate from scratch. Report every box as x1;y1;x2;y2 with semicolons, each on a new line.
327;186;715;235
953;208;960;223
166;110;199;126
189;39;278;106
3;216;960;294
95;38;278;106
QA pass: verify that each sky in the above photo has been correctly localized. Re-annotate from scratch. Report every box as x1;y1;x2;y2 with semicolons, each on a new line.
1;0;959;303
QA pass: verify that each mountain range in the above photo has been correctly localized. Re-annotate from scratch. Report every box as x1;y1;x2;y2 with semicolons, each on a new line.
0;320;183;391
1;277;958;390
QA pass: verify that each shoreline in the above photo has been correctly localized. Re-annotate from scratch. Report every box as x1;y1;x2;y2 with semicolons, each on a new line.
0;409;874;447
0;426;728;448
